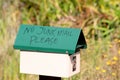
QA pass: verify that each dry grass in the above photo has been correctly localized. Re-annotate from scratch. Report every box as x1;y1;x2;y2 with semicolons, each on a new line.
0;0;120;80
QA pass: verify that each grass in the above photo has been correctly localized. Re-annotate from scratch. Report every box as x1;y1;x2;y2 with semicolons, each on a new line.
0;0;120;80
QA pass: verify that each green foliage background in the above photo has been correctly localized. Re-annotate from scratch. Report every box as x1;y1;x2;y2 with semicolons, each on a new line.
0;0;120;80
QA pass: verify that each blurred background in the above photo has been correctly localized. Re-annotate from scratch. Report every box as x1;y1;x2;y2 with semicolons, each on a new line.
0;0;120;80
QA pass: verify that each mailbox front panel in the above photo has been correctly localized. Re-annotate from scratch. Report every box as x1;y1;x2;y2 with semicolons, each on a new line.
20;51;80;77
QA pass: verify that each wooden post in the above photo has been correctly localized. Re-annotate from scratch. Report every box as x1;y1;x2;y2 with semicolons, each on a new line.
39;75;61;80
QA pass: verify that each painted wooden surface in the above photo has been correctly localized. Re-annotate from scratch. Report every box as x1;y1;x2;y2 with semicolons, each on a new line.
14;24;86;54
20;51;80;77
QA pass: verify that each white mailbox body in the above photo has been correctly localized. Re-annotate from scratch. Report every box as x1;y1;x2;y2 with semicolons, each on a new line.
20;51;80;77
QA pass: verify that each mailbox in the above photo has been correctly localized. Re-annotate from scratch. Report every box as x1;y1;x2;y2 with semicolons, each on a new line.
13;24;87;78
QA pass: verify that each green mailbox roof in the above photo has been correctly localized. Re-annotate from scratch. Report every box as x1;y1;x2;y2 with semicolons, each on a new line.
14;24;87;54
